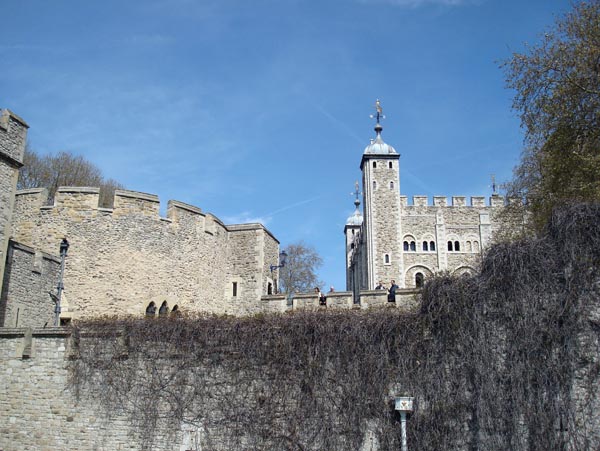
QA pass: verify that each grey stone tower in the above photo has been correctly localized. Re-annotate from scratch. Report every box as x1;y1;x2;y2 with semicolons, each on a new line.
344;181;363;295
0;110;28;297
360;101;403;289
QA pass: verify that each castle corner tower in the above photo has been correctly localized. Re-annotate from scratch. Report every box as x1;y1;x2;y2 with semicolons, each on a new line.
360;100;403;289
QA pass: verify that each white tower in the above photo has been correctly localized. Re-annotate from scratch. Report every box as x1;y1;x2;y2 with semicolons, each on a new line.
360;100;403;289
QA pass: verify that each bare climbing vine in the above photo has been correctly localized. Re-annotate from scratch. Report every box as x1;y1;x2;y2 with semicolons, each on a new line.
69;204;600;450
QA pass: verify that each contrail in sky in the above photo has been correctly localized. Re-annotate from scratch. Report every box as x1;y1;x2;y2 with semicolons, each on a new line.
312;103;364;144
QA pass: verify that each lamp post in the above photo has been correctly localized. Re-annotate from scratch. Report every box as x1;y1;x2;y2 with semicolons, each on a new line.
394;396;414;451
54;238;69;327
269;250;287;294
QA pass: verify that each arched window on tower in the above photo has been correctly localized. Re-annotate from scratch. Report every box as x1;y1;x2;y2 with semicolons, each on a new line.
267;282;273;295
403;241;409;251
373;161;377;168
146;302;156;317
466;241;472;252
454;241;460;251
415;272;424;288
448;241;453;251
389;161;393;169
410;241;416;252
474;241;480;252
159;301;169;316
422;241;428;251
430;241;436;251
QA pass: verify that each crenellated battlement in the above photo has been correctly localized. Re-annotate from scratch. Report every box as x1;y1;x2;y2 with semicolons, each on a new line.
400;194;507;208
13;185;277;240
112;189;161;216
0;109;28;166
14;186;226;227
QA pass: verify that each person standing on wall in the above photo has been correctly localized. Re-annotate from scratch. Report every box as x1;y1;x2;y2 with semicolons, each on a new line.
315;286;326;306
388;279;398;302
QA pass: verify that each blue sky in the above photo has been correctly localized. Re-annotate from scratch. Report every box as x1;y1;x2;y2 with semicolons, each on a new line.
1;0;571;290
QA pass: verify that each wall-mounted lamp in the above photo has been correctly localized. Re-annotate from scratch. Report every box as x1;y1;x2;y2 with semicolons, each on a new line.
269;250;287;294
54;238;70;327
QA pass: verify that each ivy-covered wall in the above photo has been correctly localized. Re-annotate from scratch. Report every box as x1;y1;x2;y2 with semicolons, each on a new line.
1;205;599;451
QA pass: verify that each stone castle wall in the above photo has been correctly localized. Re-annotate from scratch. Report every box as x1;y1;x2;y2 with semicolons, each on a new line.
400;195;506;284
348;193;507;291
0;241;61;327
0;328;171;451
9;186;279;320
0;110;28;301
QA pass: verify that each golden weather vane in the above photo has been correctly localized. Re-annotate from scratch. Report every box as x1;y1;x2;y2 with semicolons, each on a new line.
370;99;385;124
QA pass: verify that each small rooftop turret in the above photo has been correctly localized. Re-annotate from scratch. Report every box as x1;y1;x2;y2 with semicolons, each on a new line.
346;181;363;226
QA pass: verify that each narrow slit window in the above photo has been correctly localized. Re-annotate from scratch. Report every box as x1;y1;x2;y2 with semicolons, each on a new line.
390;181;394;190
232;282;238;297
384;254;390;264
373;161;377;168
373;180;377;190
389;161;393;169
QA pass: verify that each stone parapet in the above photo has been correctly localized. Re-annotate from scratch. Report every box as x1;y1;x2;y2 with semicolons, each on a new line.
400;195;513;208
260;294;287;313
359;289;389;308
114;189;160;216
262;290;418;313
322;291;353;309
292;293;322;311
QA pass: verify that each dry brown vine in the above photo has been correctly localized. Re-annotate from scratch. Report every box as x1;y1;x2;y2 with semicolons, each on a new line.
69;204;600;450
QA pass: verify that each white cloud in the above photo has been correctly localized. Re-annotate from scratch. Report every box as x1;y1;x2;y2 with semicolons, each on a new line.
222;212;272;226
222;195;322;226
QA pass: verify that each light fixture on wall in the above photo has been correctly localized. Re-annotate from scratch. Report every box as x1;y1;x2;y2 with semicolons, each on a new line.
269;250;287;294
53;238;69;327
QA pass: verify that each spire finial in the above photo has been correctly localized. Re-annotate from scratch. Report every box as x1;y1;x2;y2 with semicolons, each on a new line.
369;99;385;134
491;174;497;195
353;181;361;208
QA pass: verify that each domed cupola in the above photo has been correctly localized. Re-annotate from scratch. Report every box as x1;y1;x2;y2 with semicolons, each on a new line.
346;181;363;226
363;100;397;155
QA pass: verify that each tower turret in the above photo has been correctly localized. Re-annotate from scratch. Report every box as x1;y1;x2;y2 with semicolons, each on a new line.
359;100;403;289
344;181;363;292
0;109;28;299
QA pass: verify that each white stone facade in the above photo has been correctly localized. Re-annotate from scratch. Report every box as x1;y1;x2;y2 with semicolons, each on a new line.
346;118;505;291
